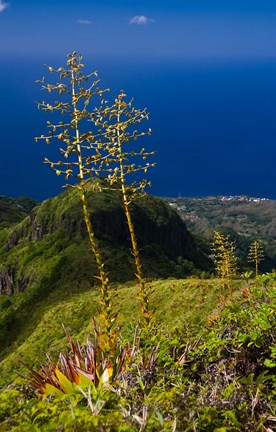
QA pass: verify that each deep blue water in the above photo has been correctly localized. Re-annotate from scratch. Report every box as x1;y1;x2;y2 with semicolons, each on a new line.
0;56;276;201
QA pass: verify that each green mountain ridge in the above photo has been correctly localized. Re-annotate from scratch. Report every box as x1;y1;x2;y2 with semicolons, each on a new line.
164;194;276;271
0;185;209;361
0;186;208;290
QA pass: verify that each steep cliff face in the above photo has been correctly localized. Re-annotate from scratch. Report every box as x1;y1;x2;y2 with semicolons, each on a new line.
0;266;29;295
131;199;196;260
0;186;208;297
0;269;14;295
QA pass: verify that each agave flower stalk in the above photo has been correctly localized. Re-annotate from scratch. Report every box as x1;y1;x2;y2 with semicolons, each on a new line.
94;92;155;328
212;230;238;298
35;52;117;349
248;240;264;277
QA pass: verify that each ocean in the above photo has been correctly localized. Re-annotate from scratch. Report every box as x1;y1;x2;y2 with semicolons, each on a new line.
0;56;275;201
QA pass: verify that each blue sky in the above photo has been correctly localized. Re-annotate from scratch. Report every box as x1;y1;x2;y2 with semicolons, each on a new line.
1;0;276;59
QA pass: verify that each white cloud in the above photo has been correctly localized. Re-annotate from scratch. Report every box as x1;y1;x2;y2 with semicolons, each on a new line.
0;1;8;13
129;15;154;25
77;19;91;25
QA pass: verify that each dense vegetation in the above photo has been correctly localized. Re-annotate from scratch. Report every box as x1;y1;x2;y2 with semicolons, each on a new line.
165;196;276;271
0;196;37;229
0;189;275;431
0;277;275;431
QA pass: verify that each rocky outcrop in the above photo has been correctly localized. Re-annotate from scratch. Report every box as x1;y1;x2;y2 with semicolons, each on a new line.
30;218;43;242
0;267;29;295
4;211;43;252
0;269;14;295
17;275;29;293
4;217;32;252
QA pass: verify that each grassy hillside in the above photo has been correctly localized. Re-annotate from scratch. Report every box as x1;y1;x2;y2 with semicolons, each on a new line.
0;277;275;431
0;278;223;388
164;195;276;271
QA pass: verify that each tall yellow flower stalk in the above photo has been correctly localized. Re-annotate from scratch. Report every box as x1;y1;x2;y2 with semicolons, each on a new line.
212;230;237;298
35;52;117;350
248;240;264;277
94;91;156;328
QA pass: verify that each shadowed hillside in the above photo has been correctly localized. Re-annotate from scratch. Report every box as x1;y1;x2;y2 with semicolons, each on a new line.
0;196;37;229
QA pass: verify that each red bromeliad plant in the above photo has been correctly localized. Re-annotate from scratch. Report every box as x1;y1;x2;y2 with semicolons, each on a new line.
19;322;128;396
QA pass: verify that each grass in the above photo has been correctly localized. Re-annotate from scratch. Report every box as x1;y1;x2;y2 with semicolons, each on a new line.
0;277;224;389
0;277;275;431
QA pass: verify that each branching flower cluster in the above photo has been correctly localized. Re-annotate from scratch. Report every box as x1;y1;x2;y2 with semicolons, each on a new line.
212;230;237;297
35;52;109;184
93;92;156;328
248;240;264;277
36;52;156;341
